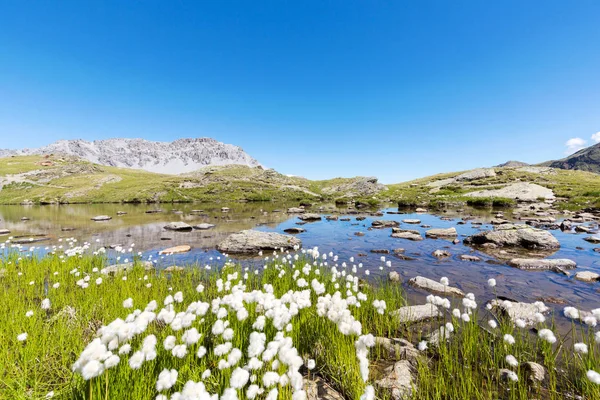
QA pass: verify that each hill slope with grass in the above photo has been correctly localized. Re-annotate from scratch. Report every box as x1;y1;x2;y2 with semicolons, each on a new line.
0;155;387;204
381;165;600;210
540;142;600;173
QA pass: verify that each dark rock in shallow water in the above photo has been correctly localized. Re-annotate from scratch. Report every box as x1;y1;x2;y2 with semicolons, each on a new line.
284;227;305;234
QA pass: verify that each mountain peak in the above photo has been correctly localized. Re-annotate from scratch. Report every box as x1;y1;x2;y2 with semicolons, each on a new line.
0;138;261;174
540;142;600;173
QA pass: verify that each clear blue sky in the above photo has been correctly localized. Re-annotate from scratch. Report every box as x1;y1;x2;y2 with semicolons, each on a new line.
1;1;600;183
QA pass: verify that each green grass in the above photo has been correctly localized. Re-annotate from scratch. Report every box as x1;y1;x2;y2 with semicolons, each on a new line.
1;248;599;400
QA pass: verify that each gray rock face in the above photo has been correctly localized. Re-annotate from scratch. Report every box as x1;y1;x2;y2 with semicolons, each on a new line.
298;213;322;221
425;227;457;238
164;222;193;231
392;304;441;323
408;276;464;297
402;219;421;224
193;223;215;230
507;258;576;273
287;207;305;214
216;230;301;254
490;299;549;327
574;271;600;282
1;137;261;174
463;224;560;249
374;360;414;400
391;228;423;241
91;215;112;221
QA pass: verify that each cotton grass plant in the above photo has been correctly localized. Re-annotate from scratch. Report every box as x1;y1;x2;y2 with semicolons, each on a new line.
0;238;599;399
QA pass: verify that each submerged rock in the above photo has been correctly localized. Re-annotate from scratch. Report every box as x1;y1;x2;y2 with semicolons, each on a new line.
287;207;305;214
392;304;441;323
459;254;481;261
217;230;301;254
159;245;192;255
425;227;457;238
507;258;576;274
463;224;560;250
432;249;451;258
408;276;464;297
164;222;193;231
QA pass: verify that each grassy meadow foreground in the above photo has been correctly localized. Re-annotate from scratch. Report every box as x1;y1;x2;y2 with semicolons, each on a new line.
1;242;599;400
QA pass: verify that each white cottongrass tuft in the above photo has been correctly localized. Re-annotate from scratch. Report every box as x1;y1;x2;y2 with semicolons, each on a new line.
17;332;28;342
574;342;588;354
587;370;600;384
503;334;515;345
487;278;496;288
505;355;518;367
122;298;133;308
538;329;557;344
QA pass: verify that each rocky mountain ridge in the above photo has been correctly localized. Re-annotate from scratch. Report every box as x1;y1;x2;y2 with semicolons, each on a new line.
0;138;261;174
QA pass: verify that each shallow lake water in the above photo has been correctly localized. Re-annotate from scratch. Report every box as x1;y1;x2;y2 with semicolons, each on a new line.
1;202;599;331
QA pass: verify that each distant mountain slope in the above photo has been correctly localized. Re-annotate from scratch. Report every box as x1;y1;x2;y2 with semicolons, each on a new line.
0;138;261;174
540;143;600;173
494;160;529;167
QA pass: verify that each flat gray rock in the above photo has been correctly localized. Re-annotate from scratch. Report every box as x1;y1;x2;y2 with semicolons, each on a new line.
425;227;457;238
391;228;423;241
298;213;322;221
574;271;600;282
193;223;215;230
372;220;400;228
287;207;305;214
463;224;560;249
0;229;10;235
164;222;193;231
402;219;421;224
375;337;419;363
392;304;441;323
91;215;112;221
584;236;600;243
408;276;464;297
459;254;481;261
217;230;301;254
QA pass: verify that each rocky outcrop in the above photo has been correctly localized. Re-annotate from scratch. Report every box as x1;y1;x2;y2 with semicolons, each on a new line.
464;182;554;201
463;224;560;250
304;376;344;400
216;230;301;254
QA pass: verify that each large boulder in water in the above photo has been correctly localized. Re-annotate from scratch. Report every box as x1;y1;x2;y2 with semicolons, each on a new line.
164;222;193;231
463;224;559;250
217;230;301;254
